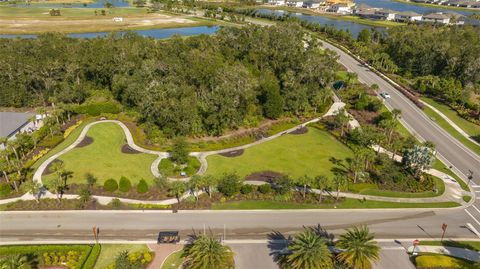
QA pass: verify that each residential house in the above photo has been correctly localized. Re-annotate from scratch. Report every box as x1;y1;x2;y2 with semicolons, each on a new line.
268;0;286;6
373;8;397;20
395;11;423;22
286;0;304;7
303;0;324;8
327;3;352;13
0;112;44;149
422;12;451;23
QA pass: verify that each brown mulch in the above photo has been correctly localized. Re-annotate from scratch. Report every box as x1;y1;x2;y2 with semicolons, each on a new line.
245;171;284;183
289;126;308;135
219;149;244;158
349;109;379;125
60;115;85;132
75;136;93;148
43;159;63;176
64;184;173;201
121;144;141;154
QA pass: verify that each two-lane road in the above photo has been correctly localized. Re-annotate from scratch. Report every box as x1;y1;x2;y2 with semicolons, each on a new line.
322;41;480;181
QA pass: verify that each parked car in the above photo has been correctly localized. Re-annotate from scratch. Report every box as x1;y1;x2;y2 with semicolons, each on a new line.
380;92;391;99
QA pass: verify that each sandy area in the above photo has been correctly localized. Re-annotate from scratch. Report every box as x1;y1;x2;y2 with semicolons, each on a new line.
0;13;197;34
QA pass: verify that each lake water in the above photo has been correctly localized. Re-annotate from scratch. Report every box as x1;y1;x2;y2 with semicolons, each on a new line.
356;0;477;15
257;9;384;38
0;25;220;39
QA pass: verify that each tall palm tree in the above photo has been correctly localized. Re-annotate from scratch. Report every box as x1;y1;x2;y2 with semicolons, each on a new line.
336;225;380;269
182;235;233;269
279;229;333;269
0;254;31;269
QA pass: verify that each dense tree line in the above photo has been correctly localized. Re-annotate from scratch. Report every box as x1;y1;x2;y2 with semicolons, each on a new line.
0;24;339;137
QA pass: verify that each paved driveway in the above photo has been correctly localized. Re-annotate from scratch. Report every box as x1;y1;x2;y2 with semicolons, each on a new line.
228;243;283;269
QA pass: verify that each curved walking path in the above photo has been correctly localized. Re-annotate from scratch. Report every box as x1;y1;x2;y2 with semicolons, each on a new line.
420;101;480;147
0;97;467;206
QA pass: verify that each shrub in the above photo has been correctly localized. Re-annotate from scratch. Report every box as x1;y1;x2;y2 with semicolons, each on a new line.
258;184;272;194
136;179;149;194
38;135;64;148
111;198;122;209
0;183;12;198
74;102;121;116
103;179;118;192
119;176;131;192
217;173;243;197
240;184;254;195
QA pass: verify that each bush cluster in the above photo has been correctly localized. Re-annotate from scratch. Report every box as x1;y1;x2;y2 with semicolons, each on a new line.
136;179;149;194
103;179;118;192
82;244;101;269
119;177;132;193
74;102;121;116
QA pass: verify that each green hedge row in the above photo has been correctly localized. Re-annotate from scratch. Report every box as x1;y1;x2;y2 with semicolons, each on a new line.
74;102;121;116
82;244;101;269
0;245;92;267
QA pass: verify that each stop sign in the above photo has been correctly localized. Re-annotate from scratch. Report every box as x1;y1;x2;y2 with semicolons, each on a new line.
413;239;420;246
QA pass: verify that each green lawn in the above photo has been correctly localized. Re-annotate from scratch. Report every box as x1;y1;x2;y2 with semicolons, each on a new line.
205;127;353;179
0;6;147;18
43;122;157;185
414;254;474;269
94;244;148;269
159;156;201;178
432;158;470;192
353;176;445;198
422;97;479;137
212;198;460;210
161;250;184;269
419;240;480;252
421;100;480;156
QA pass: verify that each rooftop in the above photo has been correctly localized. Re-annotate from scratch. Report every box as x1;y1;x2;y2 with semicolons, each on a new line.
0;112;35;138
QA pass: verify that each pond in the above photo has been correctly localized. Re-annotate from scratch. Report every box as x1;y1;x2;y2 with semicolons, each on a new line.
257;9;384;38
0;25;221;39
356;0;477;16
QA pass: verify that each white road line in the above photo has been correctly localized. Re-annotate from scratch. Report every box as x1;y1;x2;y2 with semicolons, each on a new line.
467;223;480;238
472;205;480;214
465;209;480;226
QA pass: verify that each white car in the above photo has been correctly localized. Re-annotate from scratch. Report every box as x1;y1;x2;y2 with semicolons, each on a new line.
380;92;391;99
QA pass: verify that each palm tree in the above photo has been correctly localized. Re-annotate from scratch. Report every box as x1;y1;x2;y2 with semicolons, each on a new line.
313;175;332;203
295;175;312;201
169;181;187;204
182;235;234;269
188;175;202;201
0;254;31;269
279;229;333;269
336;225;380;269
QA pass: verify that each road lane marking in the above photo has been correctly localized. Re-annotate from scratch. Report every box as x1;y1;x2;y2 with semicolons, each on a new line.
472;205;480;214
465;209;480;226
466;223;480;238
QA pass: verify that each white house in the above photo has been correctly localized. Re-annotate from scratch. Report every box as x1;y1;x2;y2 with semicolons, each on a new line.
373;9;397;20
0;112;45;149
268;0;286;5
395;11;423;22
327;3;352;14
286;0;304;7
422;12;450;24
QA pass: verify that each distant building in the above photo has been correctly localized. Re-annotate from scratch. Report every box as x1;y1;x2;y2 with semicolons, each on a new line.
286;0;304;7
395;11;423;22
422;12;451;23
327;3;352;13
372;9;397;20
303;0;324;8
0;112;46;149
268;0;286;5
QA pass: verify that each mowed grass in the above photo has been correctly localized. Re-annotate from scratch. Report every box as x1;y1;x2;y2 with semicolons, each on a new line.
212;199;460;210
419;240;480;251
205;127;353;179
44;122;157;185
161;250;184;269
94;244;148;269
414;254;474;269
0;7;147;18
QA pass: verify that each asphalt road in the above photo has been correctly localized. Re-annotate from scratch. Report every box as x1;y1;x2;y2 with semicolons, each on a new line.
0;209;477;241
321;41;480;182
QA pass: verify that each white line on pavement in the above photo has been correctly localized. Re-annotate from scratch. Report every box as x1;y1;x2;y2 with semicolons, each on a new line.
465;209;480;227
472;205;480;214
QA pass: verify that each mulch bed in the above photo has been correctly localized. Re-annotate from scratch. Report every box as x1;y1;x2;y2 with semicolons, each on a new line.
65;184;172;201
60;115;84;132
122;144;141;154
289;126;308;135
245;171;284;183
349;109;379;125
75;136;93;148
219;149;244;158
43;159;63;176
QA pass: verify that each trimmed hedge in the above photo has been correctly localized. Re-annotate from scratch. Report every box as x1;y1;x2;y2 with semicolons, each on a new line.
0;245;91;268
103;179;118;192
136;179;149;194
82;244;101;269
74;102;121;116
119;176;131;193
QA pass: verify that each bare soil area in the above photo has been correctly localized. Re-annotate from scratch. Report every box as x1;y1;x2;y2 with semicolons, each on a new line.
219;149;244;158
122;144;141;154
76;136;93;148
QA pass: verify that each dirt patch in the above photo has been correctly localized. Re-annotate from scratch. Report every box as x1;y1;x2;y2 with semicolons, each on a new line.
289;126;308;135
60;115;84;132
76;136;93;148
122;144;141;154
43;159;63;176
219;149;244;158
245;171;284;183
